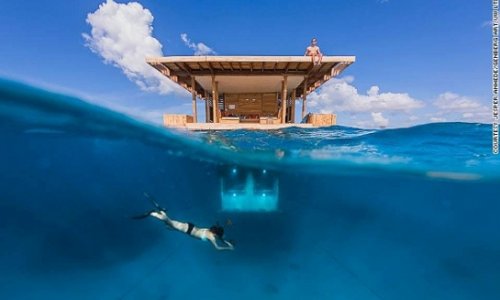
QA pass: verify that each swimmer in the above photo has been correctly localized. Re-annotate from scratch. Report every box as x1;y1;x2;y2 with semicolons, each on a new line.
304;38;323;65
133;193;234;251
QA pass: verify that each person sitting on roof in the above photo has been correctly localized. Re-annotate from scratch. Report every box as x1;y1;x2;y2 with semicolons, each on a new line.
304;38;323;65
133;193;234;251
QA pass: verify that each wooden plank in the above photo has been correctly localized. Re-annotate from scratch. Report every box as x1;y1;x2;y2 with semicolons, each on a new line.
183;123;314;130
171;70;307;76
284;62;291;73
174;62;191;74
156;63;171;76
224;93;239;115
215;61;225;70
331;62;350;77
263;62;275;70
221;62;232;70
262;93;278;115
199;62;210;69
235;93;262;114
165;63;181;71
276;62;287;69
223;93;279;116
147;56;356;63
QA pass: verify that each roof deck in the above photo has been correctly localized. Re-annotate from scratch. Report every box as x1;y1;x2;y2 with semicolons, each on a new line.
146;55;355;129
147;56;355;96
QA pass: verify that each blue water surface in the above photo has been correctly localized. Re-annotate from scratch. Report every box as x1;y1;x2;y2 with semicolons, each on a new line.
0;78;499;300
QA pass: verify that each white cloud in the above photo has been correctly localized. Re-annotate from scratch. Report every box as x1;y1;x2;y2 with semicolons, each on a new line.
371;112;389;128
180;33;216;56
434;92;482;111
309;76;424;114
307;76;423;128
432;92;490;123
306;77;491;128
82;0;181;95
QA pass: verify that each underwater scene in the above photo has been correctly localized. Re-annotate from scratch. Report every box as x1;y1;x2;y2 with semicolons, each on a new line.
1;78;499;300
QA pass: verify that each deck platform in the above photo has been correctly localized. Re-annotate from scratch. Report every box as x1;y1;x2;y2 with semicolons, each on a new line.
180;123;314;130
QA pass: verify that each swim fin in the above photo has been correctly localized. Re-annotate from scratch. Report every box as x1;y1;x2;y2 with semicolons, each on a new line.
131;210;155;220
143;192;167;211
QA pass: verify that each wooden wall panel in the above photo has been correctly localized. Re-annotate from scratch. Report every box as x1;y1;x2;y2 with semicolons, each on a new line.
223;93;278;116
262;93;278;115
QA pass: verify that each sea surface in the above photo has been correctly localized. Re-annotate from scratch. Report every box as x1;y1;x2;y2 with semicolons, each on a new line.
0;78;499;300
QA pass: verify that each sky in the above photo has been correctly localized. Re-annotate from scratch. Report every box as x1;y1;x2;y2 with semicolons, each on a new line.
0;0;492;128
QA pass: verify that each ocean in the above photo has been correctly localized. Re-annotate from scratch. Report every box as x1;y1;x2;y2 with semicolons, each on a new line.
0;78;499;300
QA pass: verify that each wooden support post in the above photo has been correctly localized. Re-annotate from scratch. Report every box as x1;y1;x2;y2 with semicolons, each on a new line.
281;75;288;124
204;90;209;123
302;76;308;120
211;75;218;123
211;76;216;123
215;82;219;123
291;89;296;123
191;76;197;123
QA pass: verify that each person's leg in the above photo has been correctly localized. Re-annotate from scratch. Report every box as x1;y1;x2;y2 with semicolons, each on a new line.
150;210;173;224
169;220;189;232
310;54;316;64
313;53;321;65
150;211;190;232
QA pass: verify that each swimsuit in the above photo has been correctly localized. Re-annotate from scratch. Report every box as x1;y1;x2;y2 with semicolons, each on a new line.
186;223;208;241
186;222;195;235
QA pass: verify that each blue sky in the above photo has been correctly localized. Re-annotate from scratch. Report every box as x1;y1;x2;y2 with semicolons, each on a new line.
0;0;492;128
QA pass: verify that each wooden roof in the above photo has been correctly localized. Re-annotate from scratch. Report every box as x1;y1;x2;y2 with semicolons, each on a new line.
146;56;355;97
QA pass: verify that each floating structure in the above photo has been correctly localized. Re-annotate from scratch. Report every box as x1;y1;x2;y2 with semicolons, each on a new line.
147;55;355;130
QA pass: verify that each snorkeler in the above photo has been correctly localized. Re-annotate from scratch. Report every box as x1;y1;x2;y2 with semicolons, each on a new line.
133;193;234;251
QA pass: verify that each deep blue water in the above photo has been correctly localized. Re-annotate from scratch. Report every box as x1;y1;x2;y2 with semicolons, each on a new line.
1;78;499;300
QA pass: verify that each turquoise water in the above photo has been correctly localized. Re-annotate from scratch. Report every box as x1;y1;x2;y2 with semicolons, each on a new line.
0;78;499;299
